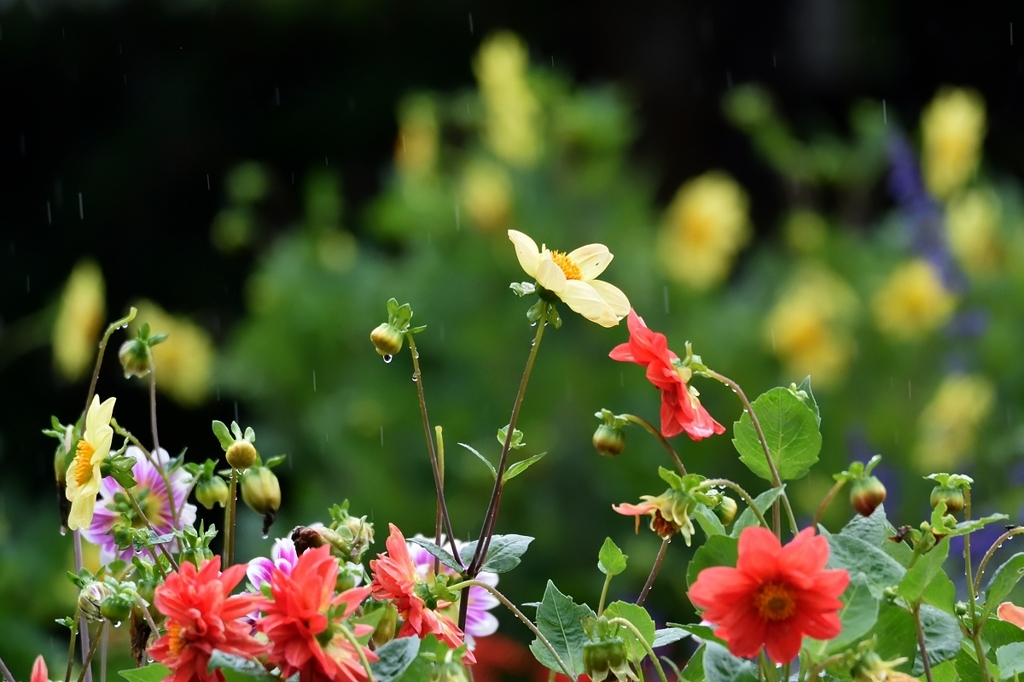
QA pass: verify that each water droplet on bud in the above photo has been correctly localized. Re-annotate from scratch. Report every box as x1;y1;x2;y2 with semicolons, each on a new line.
383;354;393;364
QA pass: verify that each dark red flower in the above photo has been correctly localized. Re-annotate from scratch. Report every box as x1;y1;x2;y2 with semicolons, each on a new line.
150;558;266;682
610;310;724;440
688;527;849;663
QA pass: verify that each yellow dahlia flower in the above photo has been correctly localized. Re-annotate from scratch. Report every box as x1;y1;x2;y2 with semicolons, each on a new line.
53;260;106;381
921;87;986;200
872;260;956;341
130;301;214;406
914;374;994;471
508;230;629;327
474;32;541;166
66;395;116;531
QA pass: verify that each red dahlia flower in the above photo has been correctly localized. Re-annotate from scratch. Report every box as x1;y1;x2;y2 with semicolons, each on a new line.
369;524;472;662
258;545;377;682
609;310;724;440
150;558;266;682
688;527;849;663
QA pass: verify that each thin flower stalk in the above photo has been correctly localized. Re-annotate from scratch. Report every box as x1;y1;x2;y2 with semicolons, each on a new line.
123;487;180;571
697;478;771;531
109;421;179;527
225;468;238;566
637;537;670;607
912;604;934;682
606;617;669;682
974;527;1024;594
76;622;105;682
622;414;686;475
811;479;846;529
963;489;994;682
0;653;14;682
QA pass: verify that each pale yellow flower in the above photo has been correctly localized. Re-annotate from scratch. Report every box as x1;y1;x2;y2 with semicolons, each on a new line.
461;160;513;232
914;374;994;471
66;395;116;531
658;171;751;290
872;260;956;341
946;187;1002;276
474;32;541;166
130;301;214;406
765;266;858;388
53;260;106;381
921;88;986;200
394;95;439;179
508;230;629;327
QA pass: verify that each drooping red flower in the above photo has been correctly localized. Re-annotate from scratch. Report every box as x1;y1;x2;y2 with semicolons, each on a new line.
609;309;724;440
369;524;473;662
257;545;377;682
150;558;267;682
688;527;849;663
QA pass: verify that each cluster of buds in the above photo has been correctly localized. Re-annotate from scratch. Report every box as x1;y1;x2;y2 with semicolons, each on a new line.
76;574;141;625
294;500;375;565
583;616;638;682
209;420;284;534
212;420;259;470
117;322;168;379
849;641;914;682
369;298;425;358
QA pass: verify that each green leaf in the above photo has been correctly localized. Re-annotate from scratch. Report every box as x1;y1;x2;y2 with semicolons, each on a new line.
667;622;727;647
528;581;594;679
457;443;496;480
604;601;656;665
815;574;878;655
732;387;821;482
703;642;758;682
997;643;1024;679
653;628;691;648
207;651;278;682
496;425;525;449
983;553;1024;621
956;648;985;682
211;420;234;451
119;664;171;682
911;606;963;675
693;504;726;537
984;618;1024;652
826;531;906;598
949;514;1009;538
243;426;255;443
871;604;919;670
686;535;738;588
230;421;243;441
931;660;959;682
680;644;706;682
598;537;627;576
503;452;546;483
899;538;950;604
794;376;820;426
730;486;785;537
407;538;463;573
370;637;421;682
839;504;892;546
263;454;286;469
459;534;533;573
922;570;958;614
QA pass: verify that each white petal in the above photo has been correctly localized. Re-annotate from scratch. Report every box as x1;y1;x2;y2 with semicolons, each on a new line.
566;243;613;280
560;280;616;325
589;279;630;318
507;230;540;278
536;255;568;293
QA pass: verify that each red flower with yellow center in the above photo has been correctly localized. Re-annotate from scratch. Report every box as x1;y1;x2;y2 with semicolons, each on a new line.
688;527;849;663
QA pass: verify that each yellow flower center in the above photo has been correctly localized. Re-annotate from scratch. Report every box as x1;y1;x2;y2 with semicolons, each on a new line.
73;440;96;487
753;582;796;621
166;621;188;658
549;250;582;280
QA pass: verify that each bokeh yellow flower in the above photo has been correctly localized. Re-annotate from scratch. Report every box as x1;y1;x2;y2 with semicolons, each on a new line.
474;32;541;166
130;301;214;406
946;187;1002;276
66;395;115;531
394;95;439;179
872;260;956;341
53;260;106;381
658;171;751;290
921;87;986;200
508;230;629;327
914;374;994;471
461;160;513;232
765;265;858;388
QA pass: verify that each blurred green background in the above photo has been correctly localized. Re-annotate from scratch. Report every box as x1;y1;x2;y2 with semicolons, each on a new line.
4;1;1024;678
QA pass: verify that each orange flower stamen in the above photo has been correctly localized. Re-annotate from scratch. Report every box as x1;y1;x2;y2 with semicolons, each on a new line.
549;251;581;280
753;582;796;622
73;440;96;486
166;621;187;658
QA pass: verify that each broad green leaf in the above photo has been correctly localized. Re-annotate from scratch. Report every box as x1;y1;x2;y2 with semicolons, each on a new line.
794;376;820;426
370;637;421;682
949;514;1010;538
871;604;920;669
653;628;691;648
503;452;546;483
686;535;738;588
955;648;985;682
598;537;627;576
207;652;278;682
732;387;821;482
998;642;1024;679
528;580;594;679
211;420;234;451
407;538;463;573
703;642;758;682
984;618;1024;652
826;532;906;597
604;601;656;665
983;553;1024;621
911;606;963;675
667;622;726;647
931;660;959;682
815;574;878;655
693;503;726;538
119;664;171;682
457;443;496;480
680;644;706;682
839;504;891;547
459;534;533;573
730;486;785;537
899;539;950;604
922;570;957;614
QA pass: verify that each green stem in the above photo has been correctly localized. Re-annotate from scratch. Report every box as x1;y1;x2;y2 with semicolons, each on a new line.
72;534;93;682
804;653;847;682
83;308;137;417
406;335;462;565
598;572;613;616
606;617;669;682
111;421;179;531
452;580;574;680
146;365;177;525
124;489;179;571
638;537;670;607
622;414;686;475
76;622;104;682
225;468;238;566
973;527;1024;595
100;622;108;682
337;622;376;682
705;371;798;536
913;603;935;682
811;480;846;529
133;595;160;644
64;606;81;682
698;479;772;531
963;490;994;682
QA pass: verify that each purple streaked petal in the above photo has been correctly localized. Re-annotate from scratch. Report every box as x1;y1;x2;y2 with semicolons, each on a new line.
271;538;298;567
247;557;275;590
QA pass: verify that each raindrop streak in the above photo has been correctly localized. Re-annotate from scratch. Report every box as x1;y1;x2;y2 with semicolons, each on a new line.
551;56;555;68
234;401;240;424
78;193;84;219
216;386;221;401
1013;23;1015;46
313;371;317;392
468;13;474;34
401;135;407;153
325;156;329;166
882;100;887;125
663;285;670;313
46;201;52;225
274;87;280;106
206;174;211;190
383;354;393;364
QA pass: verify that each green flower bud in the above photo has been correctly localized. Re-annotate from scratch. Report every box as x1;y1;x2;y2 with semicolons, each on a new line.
100;592;133;624
370;323;404;357
593;424;626;457
241;466;281;534
118;338;152;378
226;439;258;470
79;582;114;622
583;636;636;682
195;475;230;509
714;496;738;526
850;476;887;517
431;661;469;682
370;603;398;647
336;562;364;593
930;485;965;514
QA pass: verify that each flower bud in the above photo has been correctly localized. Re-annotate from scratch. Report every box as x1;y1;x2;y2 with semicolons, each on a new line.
432;661;469;682
584;637;634;682
79;582;114;622
850;476;887;517
118;338;152;378
241;466;281;534
226;440;257;470
195;475;230;509
370;603;398;647
714;496;738;526
370;323;404;357
593;424;626;457
100;592;133;624
930;485;965;514
336;562;365;592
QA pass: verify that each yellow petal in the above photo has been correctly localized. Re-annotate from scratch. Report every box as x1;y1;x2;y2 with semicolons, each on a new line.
67;490;97;531
561;281;618;326
85;396;116;442
507;230;540;278
536;255;568;293
588;280;630;318
566;243;613;280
